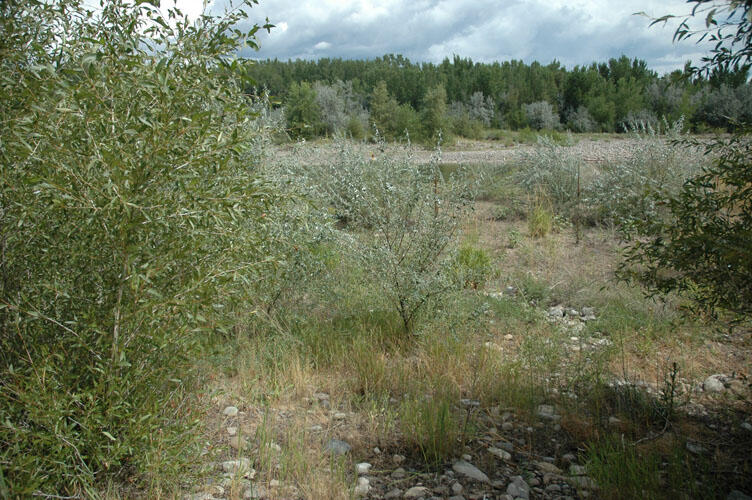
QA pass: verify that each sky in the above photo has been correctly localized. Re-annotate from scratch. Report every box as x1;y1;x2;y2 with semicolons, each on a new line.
172;0;714;75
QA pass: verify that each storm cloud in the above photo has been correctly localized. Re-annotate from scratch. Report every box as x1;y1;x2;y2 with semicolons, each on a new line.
196;0;712;74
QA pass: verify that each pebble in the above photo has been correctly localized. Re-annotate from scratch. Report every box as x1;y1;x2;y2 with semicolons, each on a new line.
452;460;490;483
384;488;403;499
391;467;407;479
504;334;514;341
536;404;559;421
333;412;347;420
404;486;431;498
506;475;530;499
325;438;351;455
227;426;237;436
488;446;512;461
536;461;562;474
229;436;247;451
451;482;463;494
356;462;372;475
269;479;280;487
354;477;370;496
393;454;406;464
243;484;267;499
221;458;252;475
741;422;752;432
222;406;239;417
569;464;586;476
703;375;726;393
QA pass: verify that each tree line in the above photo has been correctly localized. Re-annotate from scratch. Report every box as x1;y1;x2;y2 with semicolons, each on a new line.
246;54;752;140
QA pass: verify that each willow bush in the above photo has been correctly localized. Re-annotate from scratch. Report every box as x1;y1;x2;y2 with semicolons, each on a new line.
0;0;272;495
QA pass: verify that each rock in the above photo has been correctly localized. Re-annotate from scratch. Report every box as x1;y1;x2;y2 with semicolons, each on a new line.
354;477;370;496
221;458;252;475
506;475;530;499
461;454;472;461
488;446;512;461
223;406;239;417
448;496;466;500
581;307;595;316
502;422;514;431
547;306;565;318
243;484;267;499
269;479;280;487
741;422;752;432
608;416;621;425
460;398;481;407
229;436;247;451
704;375;726;393
333;412;347;420
728;491;752;500
569;464;586;476
325;439;351;456
185;493;215;500
451;482;463;494
452;460;490;483
686;441;706;455
374;447;381;454
391;467;407;479
504;334;514;341
562;453;577;464
393;454;406;464
308;425;323;432
313;392;330;401
384;488;403;499
496;440;514;452
226;426;237;436
356;462;372;475
568;476;597;490
568;309;579;317
404;486;430;498
536;461;562;474
536;404;559;421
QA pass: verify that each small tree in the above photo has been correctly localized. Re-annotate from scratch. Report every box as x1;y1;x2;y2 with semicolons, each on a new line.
285;81;322;138
523;100;561;130
623;1;752;319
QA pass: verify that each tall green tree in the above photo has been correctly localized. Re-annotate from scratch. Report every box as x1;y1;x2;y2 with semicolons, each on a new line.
0;0;273;494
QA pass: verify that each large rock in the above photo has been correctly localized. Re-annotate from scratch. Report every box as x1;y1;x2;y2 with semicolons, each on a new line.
703;374;726;393
452;460;490;483
403;486;431;498
325;438;352;455
506;476;530;499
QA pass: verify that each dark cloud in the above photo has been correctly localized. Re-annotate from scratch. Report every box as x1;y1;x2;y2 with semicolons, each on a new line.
210;0;710;74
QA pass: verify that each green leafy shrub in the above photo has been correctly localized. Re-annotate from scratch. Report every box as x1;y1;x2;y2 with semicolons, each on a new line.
453;245;494;289
0;0;271;494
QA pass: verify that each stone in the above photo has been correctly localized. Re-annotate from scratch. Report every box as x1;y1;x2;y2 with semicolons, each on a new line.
569;464;586;476
581;307;595;316
391;467;407;479
269;479;280;487
333;412;347;420
461;454;472;461
384;488;403;499
608;416;621;425
308;425;323;432
243;484;267;499
226;426;237;436
502;422;514;431
354;477;370;496
451;482;463;494
728;491;752;500
221;458;252;475
448;496;466;500
452;460;490;483
536;404;559;421
568;476;597;490
504;334;514;341
356;462;372;475
325;438;351;456
536;461;562;474
393;454;406;464
741;422;752;432
313;392;330;401
229;436;247;451
404;486;430;498
223;406;239;417
562;453;577;464
488;447;512;461
506;475;530;500
460;398;481;407
374;447;382;454
686;441;706;455
704;375;726;393
496;440;514;452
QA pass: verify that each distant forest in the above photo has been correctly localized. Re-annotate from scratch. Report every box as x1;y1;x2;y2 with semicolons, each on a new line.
245;54;752;140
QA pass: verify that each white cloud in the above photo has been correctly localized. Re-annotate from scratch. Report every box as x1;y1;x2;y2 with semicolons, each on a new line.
223;0;716;73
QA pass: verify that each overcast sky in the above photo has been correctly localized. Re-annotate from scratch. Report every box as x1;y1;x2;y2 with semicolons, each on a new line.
178;0;714;75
